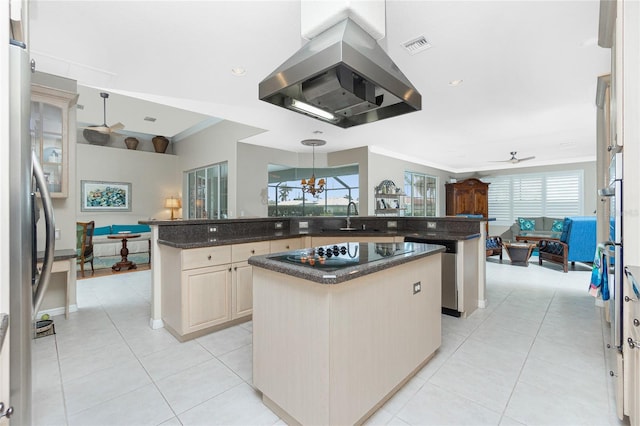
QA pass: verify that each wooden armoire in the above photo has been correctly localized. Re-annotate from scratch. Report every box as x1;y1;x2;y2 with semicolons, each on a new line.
445;178;489;218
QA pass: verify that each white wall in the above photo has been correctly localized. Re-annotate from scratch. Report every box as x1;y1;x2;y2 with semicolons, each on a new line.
76;144;180;225
369;151;452;217
174;120;264;218
237;142;300;217
328;146;368;213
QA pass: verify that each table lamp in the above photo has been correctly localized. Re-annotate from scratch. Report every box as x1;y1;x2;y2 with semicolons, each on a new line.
165;197;181;220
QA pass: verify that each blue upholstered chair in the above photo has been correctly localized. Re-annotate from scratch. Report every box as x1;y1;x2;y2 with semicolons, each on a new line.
538;217;597;272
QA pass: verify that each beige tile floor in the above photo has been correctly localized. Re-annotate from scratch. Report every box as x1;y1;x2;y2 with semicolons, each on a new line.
33;257;629;425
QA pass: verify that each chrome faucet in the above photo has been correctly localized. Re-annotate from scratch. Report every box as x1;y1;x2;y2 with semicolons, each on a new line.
346;201;358;229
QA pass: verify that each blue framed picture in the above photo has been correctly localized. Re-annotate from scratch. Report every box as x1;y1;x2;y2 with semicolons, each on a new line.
81;180;132;212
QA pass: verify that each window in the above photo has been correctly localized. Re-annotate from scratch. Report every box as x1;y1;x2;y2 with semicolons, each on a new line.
486;170;583;225
186;162;228;219
267;164;359;217
404;172;437;217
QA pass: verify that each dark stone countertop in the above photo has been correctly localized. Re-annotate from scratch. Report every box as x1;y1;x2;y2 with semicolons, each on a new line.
36;248;77;262
248;242;446;285
158;232;301;249
402;232;480;241
157;230;480;249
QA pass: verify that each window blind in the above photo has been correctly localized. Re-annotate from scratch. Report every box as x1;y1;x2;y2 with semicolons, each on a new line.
486;170;583;225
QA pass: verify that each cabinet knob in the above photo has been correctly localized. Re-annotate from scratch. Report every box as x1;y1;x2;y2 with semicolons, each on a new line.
251;249;255;254
628;337;639;349
234;266;238;271
286;245;290;249
634;318;639;327
207;255;212;260
228;267;232;272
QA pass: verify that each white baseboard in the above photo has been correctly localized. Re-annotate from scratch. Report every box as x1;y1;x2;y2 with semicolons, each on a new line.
36;304;78;320
149;318;164;329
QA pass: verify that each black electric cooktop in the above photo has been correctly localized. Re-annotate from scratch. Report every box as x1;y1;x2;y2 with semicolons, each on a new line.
268;242;415;272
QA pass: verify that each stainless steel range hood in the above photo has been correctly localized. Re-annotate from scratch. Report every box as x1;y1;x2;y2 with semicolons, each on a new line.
259;18;421;128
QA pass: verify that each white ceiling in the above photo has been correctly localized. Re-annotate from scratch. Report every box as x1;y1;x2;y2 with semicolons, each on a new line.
28;0;610;173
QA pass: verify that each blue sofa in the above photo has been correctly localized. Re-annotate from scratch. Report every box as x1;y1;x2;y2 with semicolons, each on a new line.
538;216;597;272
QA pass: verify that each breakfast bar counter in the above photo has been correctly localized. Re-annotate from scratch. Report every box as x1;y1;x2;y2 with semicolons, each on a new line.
250;241;444;425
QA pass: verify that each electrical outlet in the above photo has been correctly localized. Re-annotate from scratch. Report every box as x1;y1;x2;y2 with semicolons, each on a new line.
275;222;283;229
413;282;421;294
209;226;217;233
55;229;61;240
427;222;437;229
299;221;309;229
387;220;397;228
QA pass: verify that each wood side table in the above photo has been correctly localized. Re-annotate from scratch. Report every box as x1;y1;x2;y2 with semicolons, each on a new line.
107;233;141;271
503;242;536;266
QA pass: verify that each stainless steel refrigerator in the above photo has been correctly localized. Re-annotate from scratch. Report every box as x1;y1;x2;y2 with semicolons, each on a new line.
8;36;56;425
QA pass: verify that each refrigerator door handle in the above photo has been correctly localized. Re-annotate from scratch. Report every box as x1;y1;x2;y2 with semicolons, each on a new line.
31;151;56;320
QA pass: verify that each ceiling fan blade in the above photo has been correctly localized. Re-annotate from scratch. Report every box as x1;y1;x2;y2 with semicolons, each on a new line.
489;159;513;163
518;156;536;162
109;122;125;131
80;125;111;134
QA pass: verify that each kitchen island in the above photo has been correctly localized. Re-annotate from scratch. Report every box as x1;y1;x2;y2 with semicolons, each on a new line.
248;241;444;425
142;216;488;332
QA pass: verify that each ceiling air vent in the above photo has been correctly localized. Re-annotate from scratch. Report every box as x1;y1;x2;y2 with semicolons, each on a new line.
144;116;157;122
76;104;84;110
402;36;431;55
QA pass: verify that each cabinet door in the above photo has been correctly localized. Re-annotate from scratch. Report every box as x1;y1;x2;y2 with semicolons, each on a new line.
270;238;302;253
454;189;473;214
183;264;231;333
310;236;343;246
31;84;76;198
473;188;488;216
232;261;253;319
231;241;270;263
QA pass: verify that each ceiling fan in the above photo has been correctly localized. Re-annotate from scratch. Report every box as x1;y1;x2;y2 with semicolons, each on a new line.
81;92;124;145
493;151;536;164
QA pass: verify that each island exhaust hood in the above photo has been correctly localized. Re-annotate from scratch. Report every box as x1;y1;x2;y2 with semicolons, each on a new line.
259;18;421;128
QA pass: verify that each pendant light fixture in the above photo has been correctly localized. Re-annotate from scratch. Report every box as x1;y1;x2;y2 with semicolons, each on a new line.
300;139;326;197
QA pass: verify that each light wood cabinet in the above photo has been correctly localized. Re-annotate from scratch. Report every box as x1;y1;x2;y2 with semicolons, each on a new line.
232;261;253;319
270;238;303;253
161;245;233;338
183;264;231;332
445;178;489;218
230;241;270;319
30;84;77;198
310;236;396;247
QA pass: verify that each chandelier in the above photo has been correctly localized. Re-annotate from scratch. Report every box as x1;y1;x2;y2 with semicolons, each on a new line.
300;139;326;197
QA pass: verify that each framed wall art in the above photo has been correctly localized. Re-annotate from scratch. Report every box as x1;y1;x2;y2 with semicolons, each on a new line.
81;180;132;212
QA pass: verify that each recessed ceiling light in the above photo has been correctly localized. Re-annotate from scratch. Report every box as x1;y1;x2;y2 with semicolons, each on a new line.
231;67;246;76
76;104;84;110
448;80;463;87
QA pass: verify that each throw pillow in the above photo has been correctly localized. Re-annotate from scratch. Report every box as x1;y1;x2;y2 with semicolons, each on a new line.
551;220;564;233
518;218;536;231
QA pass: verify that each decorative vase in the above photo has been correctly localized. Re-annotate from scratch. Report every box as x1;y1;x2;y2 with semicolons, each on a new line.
152;136;169;153
124;137;139;150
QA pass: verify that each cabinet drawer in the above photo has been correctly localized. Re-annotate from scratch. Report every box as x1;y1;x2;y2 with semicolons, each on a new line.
182;246;231;270
232;241;270;263
270;238;302;254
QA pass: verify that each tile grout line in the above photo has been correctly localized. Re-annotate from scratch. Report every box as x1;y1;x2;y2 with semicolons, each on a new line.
493;283;555;425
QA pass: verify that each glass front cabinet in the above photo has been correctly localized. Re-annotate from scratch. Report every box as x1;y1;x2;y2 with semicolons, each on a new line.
30;84;77;198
